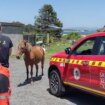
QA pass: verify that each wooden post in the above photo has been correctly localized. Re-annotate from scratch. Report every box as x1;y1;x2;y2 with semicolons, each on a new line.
47;33;49;44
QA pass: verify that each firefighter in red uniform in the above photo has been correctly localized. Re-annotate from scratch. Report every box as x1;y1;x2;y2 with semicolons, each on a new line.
0;26;13;105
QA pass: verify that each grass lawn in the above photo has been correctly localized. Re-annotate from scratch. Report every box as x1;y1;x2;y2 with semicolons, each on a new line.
45;41;72;59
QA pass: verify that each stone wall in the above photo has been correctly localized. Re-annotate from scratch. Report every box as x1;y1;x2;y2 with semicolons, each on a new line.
2;34;23;55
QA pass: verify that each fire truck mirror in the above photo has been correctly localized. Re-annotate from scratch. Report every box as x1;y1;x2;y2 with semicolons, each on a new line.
65;47;72;54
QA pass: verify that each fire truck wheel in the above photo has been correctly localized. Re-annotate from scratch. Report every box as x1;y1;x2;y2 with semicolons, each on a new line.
49;70;65;97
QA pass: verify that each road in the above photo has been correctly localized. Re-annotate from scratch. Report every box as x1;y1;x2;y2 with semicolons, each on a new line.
9;58;105;105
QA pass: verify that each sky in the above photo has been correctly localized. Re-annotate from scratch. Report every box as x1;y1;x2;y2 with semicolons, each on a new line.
0;0;105;28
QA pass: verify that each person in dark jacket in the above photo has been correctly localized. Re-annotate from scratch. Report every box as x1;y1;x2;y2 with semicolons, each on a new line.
0;26;13;68
0;26;13;105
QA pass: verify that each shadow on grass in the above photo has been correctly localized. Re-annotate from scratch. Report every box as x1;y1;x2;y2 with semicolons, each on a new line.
17;75;42;87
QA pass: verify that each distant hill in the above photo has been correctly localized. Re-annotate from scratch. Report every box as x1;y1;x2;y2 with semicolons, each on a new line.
63;28;96;35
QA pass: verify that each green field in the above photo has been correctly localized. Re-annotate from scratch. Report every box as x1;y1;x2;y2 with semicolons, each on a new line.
45;41;72;59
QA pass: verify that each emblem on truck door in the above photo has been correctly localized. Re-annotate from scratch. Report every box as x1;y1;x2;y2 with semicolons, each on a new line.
73;68;80;80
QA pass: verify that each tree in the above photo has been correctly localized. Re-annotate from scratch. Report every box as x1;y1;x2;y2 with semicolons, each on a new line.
34;4;63;38
67;32;81;40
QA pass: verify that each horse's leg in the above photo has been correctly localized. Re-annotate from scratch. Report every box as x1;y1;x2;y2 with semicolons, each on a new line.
30;65;33;82
41;57;44;76
26;66;29;81
35;64;38;77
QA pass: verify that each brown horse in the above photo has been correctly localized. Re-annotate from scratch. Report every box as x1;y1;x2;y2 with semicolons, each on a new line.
16;40;45;82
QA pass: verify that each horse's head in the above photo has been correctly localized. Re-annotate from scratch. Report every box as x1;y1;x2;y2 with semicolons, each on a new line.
16;40;32;59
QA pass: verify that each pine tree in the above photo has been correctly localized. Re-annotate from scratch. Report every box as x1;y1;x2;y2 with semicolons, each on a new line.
34;4;63;38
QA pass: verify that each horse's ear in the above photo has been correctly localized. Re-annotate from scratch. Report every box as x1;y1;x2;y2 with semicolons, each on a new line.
24;40;28;46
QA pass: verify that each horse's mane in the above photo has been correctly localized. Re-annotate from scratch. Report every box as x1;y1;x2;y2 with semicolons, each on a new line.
26;42;32;52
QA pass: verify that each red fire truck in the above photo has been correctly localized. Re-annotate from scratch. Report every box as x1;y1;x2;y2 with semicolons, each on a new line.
48;32;105;97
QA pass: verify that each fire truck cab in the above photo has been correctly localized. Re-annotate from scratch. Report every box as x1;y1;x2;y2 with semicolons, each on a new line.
48;32;105;97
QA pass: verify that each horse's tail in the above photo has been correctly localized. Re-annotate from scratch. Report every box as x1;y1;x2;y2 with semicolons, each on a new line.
42;47;45;57
42;47;45;53
39;47;45;57
40;47;45;73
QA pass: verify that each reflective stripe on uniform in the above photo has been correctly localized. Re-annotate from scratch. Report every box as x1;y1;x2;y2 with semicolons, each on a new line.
0;96;9;99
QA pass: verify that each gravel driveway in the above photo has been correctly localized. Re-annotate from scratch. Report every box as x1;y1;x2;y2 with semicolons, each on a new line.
9;58;105;105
